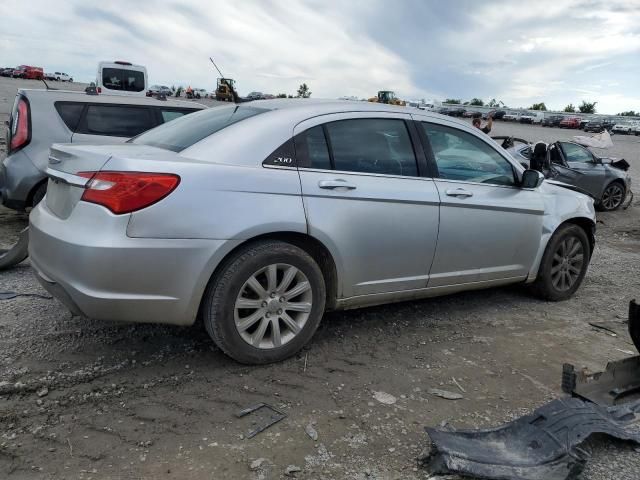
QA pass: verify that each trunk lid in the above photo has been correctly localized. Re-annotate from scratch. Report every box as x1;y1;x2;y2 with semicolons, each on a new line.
45;143;176;218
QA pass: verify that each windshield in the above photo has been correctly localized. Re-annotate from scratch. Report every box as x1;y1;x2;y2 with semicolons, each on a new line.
131;105;269;152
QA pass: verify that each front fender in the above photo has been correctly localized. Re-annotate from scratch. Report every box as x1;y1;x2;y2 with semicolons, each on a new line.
526;182;596;282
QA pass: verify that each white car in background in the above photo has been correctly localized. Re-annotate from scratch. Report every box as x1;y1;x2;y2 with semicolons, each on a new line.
503;112;520;122
53;72;73;82
612;121;634;135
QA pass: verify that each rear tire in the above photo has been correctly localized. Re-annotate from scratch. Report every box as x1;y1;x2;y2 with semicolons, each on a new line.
202;241;326;364
531;224;590;301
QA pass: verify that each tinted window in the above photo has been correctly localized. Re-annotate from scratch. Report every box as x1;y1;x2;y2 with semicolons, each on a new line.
132;105;267;152
160;109;196;123
560;142;594;163
422;123;515;186
324;119;418;176
102;68;145;92
83;105;153;137
54;102;84;131
264;138;296;167
294;126;331;170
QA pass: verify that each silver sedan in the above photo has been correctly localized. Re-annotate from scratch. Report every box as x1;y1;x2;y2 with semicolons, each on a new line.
29;100;596;364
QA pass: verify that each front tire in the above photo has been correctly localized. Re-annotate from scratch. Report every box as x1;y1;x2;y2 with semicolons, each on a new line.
599;181;625;211
532;224;590;301
202;241;326;364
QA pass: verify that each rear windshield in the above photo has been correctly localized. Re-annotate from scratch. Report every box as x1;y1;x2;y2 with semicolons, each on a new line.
131;105;268;152
102;68;145;92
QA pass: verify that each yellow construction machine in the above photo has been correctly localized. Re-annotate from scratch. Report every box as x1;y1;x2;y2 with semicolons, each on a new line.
368;90;406;106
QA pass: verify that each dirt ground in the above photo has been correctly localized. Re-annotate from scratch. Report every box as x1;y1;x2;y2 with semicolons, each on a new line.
1;77;640;479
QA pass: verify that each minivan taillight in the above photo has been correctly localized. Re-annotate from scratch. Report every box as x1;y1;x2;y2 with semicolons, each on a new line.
10;97;31;152
78;171;180;214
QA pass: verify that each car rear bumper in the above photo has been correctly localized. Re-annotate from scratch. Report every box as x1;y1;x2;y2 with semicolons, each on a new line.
29;201;228;326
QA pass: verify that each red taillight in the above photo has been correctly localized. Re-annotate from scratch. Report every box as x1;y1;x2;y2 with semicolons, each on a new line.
97;86;102;93
78;171;180;214
10;97;30;152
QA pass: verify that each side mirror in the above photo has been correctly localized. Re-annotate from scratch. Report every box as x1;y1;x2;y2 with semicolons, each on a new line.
521;169;544;189
592;156;602;164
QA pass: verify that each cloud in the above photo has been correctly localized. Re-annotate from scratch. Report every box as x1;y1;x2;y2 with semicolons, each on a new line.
0;0;638;113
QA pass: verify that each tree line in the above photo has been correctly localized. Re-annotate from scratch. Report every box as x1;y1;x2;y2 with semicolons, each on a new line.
443;98;602;114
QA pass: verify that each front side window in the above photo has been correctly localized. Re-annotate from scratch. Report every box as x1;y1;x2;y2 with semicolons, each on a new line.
560;142;594;163
422;123;515;186
132;105;268;152
324;118;418;176
102;68;145;92
83;105;153;137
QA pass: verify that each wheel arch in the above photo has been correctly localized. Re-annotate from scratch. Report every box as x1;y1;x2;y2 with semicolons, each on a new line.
561;216;596;255
196;232;340;325
27;178;48;208
527;215;595;282
598;178;626;209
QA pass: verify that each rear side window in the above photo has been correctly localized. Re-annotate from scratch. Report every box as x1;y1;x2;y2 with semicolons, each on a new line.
324;119;418;176
132;105;268;152
81;105;153;137
102;68;145;92
54;102;84;131
294;126;332;170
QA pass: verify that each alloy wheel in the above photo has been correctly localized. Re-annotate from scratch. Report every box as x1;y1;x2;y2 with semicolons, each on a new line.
550;236;584;292
601;184;624;210
234;263;313;349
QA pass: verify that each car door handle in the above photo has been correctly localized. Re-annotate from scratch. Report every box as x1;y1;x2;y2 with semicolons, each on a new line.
318;179;357;190
445;188;473;198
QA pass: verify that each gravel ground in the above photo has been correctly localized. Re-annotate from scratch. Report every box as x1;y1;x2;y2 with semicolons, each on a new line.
1;77;640;479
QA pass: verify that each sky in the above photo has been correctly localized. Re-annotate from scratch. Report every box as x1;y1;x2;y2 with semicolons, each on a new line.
1;0;639;114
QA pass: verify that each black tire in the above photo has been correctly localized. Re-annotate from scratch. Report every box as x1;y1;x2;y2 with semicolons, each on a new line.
31;184;47;207
598;181;626;212
0;227;29;271
202;241;326;364
532;224;590;301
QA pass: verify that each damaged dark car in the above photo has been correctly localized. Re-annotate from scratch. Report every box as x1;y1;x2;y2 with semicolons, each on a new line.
502;138;632;211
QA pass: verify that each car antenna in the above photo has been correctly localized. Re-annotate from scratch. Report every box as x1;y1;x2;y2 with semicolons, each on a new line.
209;56;241;105
41;78;57;91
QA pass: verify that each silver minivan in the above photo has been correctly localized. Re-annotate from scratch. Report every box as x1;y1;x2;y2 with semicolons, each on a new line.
29;100;596;364
1;88;204;211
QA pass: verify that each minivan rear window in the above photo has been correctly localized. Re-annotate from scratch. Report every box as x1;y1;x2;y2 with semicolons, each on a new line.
131;105;268;152
102;68;145;92
54;102;84;131
82;105;153;137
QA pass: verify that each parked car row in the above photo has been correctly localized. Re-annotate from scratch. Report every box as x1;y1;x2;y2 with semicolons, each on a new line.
1;65;45;80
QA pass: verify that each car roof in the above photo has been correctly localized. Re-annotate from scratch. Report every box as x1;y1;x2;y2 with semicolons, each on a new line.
241;98;466;125
18;88;205;109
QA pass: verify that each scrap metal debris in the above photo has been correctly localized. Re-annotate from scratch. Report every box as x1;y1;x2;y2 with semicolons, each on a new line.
0;291;53;300
235;403;287;439
428;388;463;400
563;300;640;406
423;397;640;480
304;423;319;441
